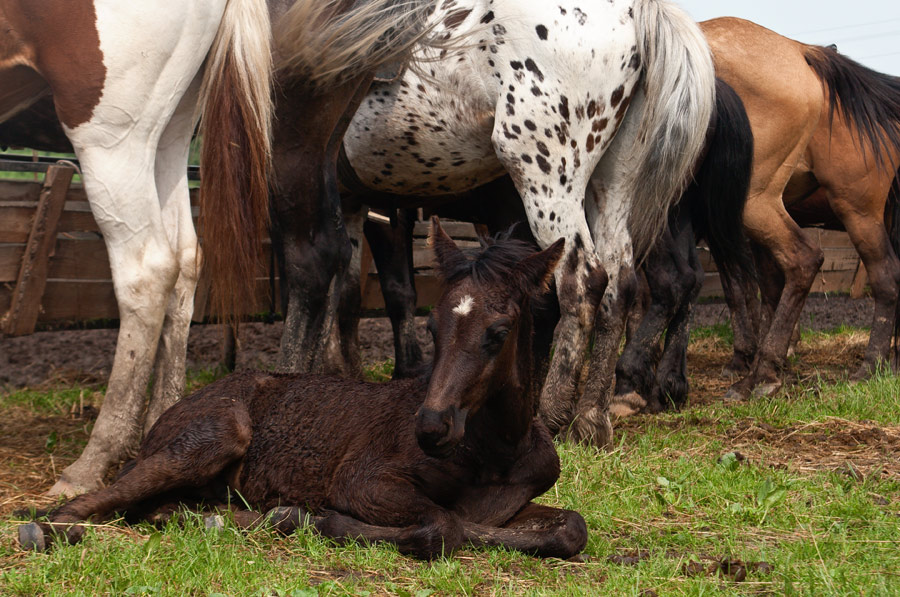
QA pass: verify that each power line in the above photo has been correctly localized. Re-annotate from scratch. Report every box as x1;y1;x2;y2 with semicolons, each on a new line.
812;29;900;44
793;17;900;36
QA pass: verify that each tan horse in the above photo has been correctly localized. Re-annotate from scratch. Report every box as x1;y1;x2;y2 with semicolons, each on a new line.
701;18;900;398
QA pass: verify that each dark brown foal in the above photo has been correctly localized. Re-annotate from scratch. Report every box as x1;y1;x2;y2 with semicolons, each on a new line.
21;219;589;561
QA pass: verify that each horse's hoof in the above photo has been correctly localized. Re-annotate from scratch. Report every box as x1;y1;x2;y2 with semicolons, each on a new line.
752;382;781;398
723;388;746;402
45;478;94;499
850;365;873;382
204;514;226;532
18;522;47;552
609;392;645;419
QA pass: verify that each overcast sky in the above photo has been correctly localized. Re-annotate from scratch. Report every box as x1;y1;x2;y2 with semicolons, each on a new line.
678;0;900;76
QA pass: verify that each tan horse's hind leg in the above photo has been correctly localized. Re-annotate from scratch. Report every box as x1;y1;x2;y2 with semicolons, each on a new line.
727;200;823;399
822;180;900;379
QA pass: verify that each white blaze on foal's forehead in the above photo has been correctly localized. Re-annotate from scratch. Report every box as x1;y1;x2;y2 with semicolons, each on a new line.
453;295;475;316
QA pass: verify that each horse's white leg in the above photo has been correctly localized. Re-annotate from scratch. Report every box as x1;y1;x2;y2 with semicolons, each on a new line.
144;79;202;432
487;1;641;442
48;1;226;496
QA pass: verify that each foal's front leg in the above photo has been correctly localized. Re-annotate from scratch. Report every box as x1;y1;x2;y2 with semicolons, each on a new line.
463;502;588;560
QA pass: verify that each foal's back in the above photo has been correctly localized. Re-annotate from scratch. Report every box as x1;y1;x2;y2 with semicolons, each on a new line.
140;371;428;511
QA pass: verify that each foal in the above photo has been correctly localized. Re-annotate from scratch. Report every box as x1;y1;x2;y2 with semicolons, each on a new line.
21;219;590;560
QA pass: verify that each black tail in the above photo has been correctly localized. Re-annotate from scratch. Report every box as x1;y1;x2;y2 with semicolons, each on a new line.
686;78;754;279
804;46;900;172
889;168;900;365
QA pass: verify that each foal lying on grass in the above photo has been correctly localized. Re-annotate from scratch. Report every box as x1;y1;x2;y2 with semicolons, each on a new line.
20;218;592;560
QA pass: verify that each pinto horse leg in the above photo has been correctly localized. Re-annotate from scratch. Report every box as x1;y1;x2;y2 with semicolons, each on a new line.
272;75;373;375
364;208;424;378
47;145;179;497
144;78;203;432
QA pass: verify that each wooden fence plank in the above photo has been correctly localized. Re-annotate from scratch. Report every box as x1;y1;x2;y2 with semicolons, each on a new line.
1;165;74;335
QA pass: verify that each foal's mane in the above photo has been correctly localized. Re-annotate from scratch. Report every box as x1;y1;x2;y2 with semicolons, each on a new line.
804;45;900;170
438;228;538;286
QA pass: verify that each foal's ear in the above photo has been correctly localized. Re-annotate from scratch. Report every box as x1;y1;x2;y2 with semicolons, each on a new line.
429;216;468;279
513;238;565;296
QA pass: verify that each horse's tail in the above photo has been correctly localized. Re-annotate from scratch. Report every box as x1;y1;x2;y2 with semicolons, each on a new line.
804;45;900;172
626;0;716;259
688;79;755;280
274;0;439;89
888;168;900;366
198;0;273;322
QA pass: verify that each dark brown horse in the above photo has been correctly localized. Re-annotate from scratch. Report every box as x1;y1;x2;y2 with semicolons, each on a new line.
19;219;589;561
701;18;900;398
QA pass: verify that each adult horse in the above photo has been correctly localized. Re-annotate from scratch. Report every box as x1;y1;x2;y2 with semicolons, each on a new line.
0;0;439;497
20;221;589;561
700;18;900;398
0;0;272;497
273;0;716;446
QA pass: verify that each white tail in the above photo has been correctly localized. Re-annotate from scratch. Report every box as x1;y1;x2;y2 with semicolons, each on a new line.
625;0;716;258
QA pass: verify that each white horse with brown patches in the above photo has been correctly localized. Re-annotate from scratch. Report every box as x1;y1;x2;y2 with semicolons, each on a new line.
0;0;273;497
334;0;715;443
0;0;438;497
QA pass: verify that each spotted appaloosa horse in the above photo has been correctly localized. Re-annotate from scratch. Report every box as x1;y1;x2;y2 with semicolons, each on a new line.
275;0;716;446
21;220;588;561
0;0;273;497
700;18;900;398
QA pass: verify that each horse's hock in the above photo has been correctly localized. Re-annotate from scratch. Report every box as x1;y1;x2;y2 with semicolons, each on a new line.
0;158;869;335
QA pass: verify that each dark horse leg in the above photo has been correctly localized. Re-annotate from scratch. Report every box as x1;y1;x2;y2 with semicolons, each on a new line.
613;213;691;415
271;74;374;375
20;391;254;550
364;208;424;378
652;221;705;411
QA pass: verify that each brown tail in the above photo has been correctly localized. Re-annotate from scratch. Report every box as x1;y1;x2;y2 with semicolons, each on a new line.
198;0;273;322
274;0;439;89
804;46;900;172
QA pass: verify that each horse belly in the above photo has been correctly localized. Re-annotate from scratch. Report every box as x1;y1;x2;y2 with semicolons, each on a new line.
344;65;505;196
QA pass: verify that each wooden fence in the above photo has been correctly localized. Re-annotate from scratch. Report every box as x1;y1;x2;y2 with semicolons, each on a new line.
1;164;869;335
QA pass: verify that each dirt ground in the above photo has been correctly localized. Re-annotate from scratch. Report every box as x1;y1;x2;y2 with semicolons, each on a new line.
0;293;889;518
0;294;874;389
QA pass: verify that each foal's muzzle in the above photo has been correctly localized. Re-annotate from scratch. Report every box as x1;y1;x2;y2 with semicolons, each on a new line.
415;405;468;458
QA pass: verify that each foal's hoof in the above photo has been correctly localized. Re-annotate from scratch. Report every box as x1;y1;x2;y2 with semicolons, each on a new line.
266;507;305;535
18;522;47;552
204;514;226;532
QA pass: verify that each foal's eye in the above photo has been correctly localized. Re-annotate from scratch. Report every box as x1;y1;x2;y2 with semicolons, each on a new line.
482;325;510;354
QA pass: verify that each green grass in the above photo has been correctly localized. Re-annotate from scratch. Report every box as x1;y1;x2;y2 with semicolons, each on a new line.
3;340;900;595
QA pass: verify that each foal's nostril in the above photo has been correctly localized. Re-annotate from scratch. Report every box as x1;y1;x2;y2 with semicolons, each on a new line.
415;407;455;456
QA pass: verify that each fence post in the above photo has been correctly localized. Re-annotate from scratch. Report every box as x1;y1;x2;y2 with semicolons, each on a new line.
1;164;74;336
